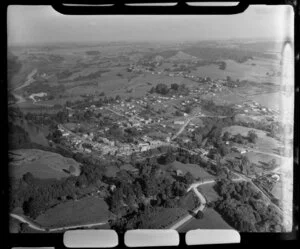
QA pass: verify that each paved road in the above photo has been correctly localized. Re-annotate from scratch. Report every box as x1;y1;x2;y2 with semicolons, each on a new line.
171;117;195;140
231;170;285;216
10;213;45;231
178;144;285;214
10;213;108;232
168;177;245;231
168;180;214;230
105;107;127;118
171;114;229;141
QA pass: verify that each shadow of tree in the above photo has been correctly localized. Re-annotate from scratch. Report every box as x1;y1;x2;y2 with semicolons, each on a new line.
188;210;196;218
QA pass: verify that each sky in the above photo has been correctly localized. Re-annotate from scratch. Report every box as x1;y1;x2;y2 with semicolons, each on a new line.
7;5;293;45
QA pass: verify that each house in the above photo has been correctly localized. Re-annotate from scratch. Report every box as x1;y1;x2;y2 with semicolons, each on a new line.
232;147;246;154
110;185;116;192
62;132;70;137
175;169;184;177
141;146;149;152
84;148;92;153
174;120;185;125
182;137;191;143
271;174;280;181
199;148;208;156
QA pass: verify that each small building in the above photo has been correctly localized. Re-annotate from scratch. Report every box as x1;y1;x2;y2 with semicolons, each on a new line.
62;132;70;137
110;185;116;192
175;169;184;177
182;137;191;143
174;120;185;125
141;146;149;152
271;174;280;181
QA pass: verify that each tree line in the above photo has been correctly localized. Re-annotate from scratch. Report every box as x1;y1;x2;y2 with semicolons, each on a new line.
213;179;285;232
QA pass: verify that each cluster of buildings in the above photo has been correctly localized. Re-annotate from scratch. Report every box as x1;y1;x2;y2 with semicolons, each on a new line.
235;101;275;115
57;123;169;157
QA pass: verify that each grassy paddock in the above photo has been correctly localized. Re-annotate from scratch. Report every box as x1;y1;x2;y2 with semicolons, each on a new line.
198;183;220;203
9;149;81;179
171;161;215;180
178;208;233;232
35;196;112;228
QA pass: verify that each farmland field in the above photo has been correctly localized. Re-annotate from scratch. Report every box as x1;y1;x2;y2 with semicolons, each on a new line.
147;207;189;229
222;125;282;154
178;208;233;232
171;161;215;180
35;196;112;228
194;57;280;83
244;151;281;169
198;183;220;203
9;149;81;179
8;8;292;234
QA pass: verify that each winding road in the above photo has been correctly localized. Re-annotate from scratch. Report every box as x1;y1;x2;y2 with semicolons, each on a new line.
168;181;210;230
10;213;108;232
167;177;245;231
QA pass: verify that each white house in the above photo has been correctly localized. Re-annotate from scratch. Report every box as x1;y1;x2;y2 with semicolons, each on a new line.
174;120;185;125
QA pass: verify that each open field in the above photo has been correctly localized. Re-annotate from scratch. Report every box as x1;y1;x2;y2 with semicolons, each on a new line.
250;92;293;115
147;207;189;229
35;196;112;228
234;113;270;124
197;183;220;203
171;161;216;180
245;151;281;169
193;57;280;83
179;191;198;210
9;149;81;179
178;208;233;232
222;125;282;155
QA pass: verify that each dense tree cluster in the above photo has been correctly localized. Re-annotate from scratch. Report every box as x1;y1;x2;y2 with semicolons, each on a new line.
200;100;235;116
149;83;189;95
226;155;255;176
106;155;201;231
8;123;32;150
213;180;285;232
10;154;108;219
10;174;78;219
226;130;258;145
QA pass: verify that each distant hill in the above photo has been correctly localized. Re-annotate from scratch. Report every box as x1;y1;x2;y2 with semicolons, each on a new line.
182;46;257;62
168;51;198;61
